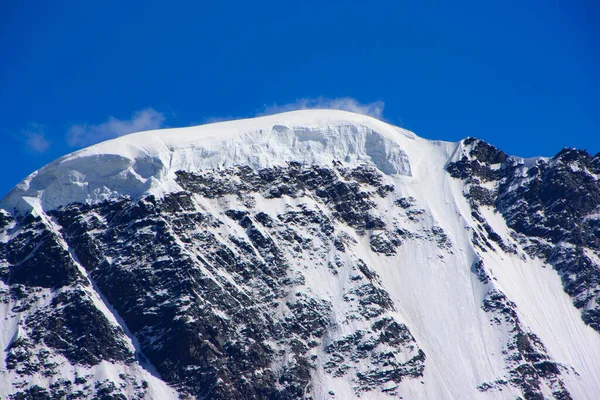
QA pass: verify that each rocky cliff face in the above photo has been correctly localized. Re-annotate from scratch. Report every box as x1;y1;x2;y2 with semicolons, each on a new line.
1;111;599;399
447;138;600;334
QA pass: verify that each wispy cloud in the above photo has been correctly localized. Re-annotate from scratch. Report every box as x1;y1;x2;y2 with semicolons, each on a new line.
22;123;50;154
66;108;166;147
260;97;385;119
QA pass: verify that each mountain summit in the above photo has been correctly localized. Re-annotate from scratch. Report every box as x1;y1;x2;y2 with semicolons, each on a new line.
1;110;599;399
2;110;416;213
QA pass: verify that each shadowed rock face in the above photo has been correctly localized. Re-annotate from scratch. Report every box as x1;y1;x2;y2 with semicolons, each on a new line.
0;212;139;399
447;139;600;333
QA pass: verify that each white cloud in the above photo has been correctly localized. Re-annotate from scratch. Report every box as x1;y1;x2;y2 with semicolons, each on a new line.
67;108;166;147
26;133;50;153
22;124;50;154
260;97;385;119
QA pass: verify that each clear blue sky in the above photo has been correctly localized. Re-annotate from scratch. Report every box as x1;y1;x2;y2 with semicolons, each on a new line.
1;0;598;198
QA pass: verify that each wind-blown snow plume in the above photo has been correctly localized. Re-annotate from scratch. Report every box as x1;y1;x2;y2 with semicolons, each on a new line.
261;97;385;119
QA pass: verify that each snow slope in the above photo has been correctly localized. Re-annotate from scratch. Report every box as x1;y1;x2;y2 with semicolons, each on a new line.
1;110;599;399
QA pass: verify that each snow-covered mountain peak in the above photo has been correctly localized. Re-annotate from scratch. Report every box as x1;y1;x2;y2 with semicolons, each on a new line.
2;110;600;399
2;110;422;213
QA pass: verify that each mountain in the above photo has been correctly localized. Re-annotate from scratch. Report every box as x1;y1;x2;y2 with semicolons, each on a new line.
1;110;599;399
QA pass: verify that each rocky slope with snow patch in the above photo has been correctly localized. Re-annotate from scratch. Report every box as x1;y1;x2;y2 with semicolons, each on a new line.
1;110;599;399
